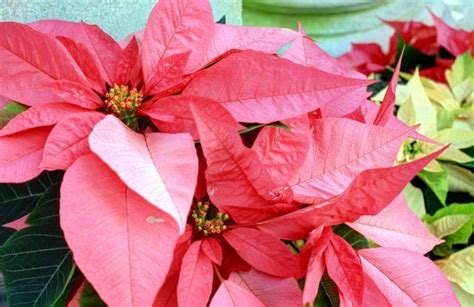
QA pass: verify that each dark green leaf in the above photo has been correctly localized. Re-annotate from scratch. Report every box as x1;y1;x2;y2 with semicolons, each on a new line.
0;171;62;225
318;273;340;307
80;282;106;307
0;184;74;307
216;15;226;24
0;227;15;245
333;224;369;250
417;169;448;204
26;184;61;226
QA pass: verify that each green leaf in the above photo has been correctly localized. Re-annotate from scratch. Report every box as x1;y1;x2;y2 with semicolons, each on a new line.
0;171;63;225
0;184;74;307
0;102;27;128
216;15;226;24
436;246;474;295
403;183;426;218
26;184;61;226
443;163;474;196
417;169;449;204
424;203;474;245
314;273;339;307
427;214;472;239
3;102;27;115
423;186;445;215
0;227;15;246
80;281;106;307
451;282;474;307
446;52;474;102
333;224;369;250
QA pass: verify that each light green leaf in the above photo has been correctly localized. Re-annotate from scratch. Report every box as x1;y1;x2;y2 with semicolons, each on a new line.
451;282;474;307
417;169;448;203
443;163;474;196
436;246;474;295
453;106;473;131
446;52;474;102
424;203;474;242
435;129;474;149
420;77;460;111
371;84;409;106
403;183;426;218
397;96;417;126
427;214;472;239
436;108;454;131
406;70;437;134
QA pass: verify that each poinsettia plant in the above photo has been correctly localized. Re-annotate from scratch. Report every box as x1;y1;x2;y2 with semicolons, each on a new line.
0;0;464;306
339;9;474;83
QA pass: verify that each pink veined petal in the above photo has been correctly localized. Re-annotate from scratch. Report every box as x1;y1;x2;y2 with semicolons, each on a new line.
89;115;198;233
199;24;300;68
57;36;106;94
177;241;214;307
223;227;300;278
184;50;372;124
201;237;223;265
144;51;190;96
0;103;89;137
283;23;370;118
290;117;415;202
302;228;331;305
209;280;265;307
153;273;179;307
0;22;89;106
223;202;299;226
190;99;279;215
228;269;302;307
284;24;362;78
373;50;403;126
347;193;443;254
257;145;448;240
139;95;203;140
252;115;311;187
141;0;214;81
60;154;180;307
324;233;364;307
342;105;367;123
30;20;123;84
359;247;460;307
0;127;51;183
40;112;105;170
153;227;193;307
46;80;103;109
115;37;142;88
362;271;391;307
